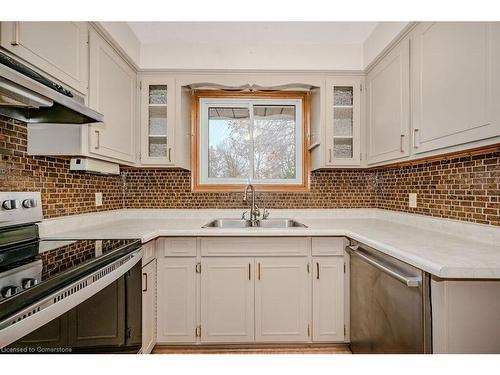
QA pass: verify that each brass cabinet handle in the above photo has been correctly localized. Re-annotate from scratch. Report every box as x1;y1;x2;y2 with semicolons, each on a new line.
328;148;332;163
94;130;100;150
400;134;405;152
142;272;148;292
413;129;419;149
258;262;261;280
316;262;320;280
248;263;251;280
11;22;20;46
168;147;172;162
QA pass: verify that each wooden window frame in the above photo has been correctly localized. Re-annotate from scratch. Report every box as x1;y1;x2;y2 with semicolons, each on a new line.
191;90;310;192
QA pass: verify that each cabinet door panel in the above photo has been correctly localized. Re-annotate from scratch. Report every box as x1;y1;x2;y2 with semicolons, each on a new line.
201;258;254;343
367;39;410;165
140;76;176;165
157;257;196;343
312;257;345;342
88;29;136;163
142;260;156;353
325;78;361;166
411;22;500;154
255;257;310;342
1;22;88;95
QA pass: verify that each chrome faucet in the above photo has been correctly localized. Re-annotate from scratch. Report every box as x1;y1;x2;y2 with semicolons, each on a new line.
243;184;260;226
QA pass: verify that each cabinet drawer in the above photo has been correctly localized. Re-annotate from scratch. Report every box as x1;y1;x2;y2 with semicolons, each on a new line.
312;237;347;256
159;237;197;257
201;237;309;257
142;240;156;266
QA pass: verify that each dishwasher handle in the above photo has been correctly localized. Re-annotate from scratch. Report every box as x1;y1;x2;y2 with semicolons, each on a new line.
347;245;420;288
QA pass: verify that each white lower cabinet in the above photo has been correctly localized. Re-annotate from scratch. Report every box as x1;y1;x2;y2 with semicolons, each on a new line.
157;257;197;343
201;258;254;343
312;257;345;342
156;237;347;346
255;257;310;342
142;259;156;353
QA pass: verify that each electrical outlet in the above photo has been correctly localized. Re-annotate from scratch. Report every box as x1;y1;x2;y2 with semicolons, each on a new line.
95;192;103;207
409;193;417;208
95;240;103;257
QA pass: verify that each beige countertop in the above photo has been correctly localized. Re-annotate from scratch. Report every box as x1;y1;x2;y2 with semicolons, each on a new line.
38;208;500;279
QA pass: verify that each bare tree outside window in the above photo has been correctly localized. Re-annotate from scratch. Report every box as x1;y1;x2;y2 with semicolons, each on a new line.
207;104;297;182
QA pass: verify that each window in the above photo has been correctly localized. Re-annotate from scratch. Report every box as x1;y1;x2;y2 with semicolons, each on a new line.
192;91;309;191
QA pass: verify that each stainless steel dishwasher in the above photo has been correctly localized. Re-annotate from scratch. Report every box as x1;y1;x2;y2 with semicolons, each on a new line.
347;241;432;354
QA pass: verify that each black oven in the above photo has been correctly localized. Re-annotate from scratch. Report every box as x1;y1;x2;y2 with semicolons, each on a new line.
5;260;142;353
0;192;143;354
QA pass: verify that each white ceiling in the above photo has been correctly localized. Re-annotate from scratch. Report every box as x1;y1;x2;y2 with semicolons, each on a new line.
127;22;378;46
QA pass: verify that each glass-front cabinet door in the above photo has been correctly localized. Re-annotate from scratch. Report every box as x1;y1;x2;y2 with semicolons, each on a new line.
140;75;175;165
325;78;361;166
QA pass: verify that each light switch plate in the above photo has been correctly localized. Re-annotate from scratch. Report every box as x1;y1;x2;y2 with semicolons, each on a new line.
409;193;417;208
95;192;103;207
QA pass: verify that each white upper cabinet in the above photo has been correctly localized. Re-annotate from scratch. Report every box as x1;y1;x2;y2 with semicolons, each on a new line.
325;78;362;166
410;22;500;154
254;257;310;342
139;75;176;165
1;22;88;95
201;258;254;343
366;39;410;165
88;28;137;164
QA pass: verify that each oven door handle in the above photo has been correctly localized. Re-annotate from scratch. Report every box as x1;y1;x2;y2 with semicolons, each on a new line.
347;245;420;288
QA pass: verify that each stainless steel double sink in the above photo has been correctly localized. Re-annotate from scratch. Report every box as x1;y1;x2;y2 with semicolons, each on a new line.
202;218;307;228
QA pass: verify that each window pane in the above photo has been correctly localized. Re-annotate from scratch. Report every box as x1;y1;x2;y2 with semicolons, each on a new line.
333;86;353;106
253;105;296;180
333;107;353;136
149;106;167;135
149;136;167;157
149;85;167;105
333;138;353;159
208;107;251;179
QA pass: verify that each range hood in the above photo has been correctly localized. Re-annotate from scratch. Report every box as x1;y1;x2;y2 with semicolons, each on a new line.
0;51;103;124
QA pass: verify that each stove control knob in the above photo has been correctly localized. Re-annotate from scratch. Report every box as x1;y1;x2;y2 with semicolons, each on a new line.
22;199;37;208
1;285;19;298
22;278;38;289
2;199;20;210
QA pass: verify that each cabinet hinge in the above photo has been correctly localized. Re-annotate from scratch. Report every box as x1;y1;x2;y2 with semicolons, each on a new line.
359;83;363;92
139;81;142;90
307;324;311;337
195;325;201;337
196;262;201;273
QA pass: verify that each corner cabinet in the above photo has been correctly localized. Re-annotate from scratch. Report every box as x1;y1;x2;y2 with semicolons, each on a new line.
366;38;410;165
0;22;89;95
324;78;362;166
88;28;137;164
410;22;500;154
139;76;176;165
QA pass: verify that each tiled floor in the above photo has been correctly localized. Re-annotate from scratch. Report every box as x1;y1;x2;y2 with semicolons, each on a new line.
153;344;351;354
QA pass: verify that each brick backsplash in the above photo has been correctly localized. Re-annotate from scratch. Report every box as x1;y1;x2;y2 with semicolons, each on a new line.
1;115;498;225
0;117;123;218
121;167;377;209
375;152;500;226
